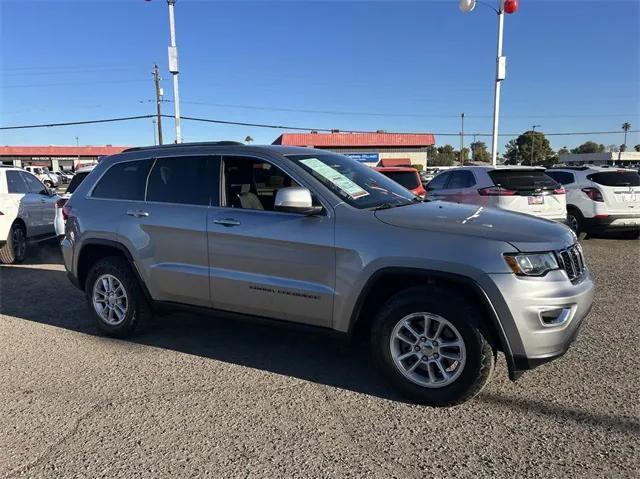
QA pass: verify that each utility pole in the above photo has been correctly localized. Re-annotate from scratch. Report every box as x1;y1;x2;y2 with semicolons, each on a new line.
530;124;541;166
460;113;465;166
153;64;164;145
167;0;182;143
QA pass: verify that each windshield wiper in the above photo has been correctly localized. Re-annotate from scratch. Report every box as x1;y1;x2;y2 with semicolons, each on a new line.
370;200;416;211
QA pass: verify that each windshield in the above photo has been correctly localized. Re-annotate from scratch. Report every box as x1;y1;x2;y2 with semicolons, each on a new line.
587;171;640;187
488;169;558;191
379;171;421;190
67;171;90;193
288;153;416;209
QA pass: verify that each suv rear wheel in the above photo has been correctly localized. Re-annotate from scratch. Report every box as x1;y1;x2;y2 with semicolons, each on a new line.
85;256;151;337
0;222;27;264
371;287;494;406
566;208;584;236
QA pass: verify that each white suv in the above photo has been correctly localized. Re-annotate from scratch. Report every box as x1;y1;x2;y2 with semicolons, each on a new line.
0;167;59;263
546;166;640;238
54;165;95;238
426;166;567;223
23;165;60;188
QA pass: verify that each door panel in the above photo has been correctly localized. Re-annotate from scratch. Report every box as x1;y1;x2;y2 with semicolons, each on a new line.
208;208;335;327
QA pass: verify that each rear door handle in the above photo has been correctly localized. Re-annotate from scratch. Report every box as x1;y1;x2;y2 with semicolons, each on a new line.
213;218;241;227
126;209;149;218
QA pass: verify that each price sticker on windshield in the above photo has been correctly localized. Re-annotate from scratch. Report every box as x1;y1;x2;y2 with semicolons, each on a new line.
300;158;369;199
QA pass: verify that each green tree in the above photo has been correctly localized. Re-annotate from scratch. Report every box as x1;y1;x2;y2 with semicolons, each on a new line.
244;135;254;144
427;145;456;166
470;141;490;162
571;141;605;154
557;146;571;156
606;144;620;153
503;131;554;166
634;144;640;152
622;122;632;150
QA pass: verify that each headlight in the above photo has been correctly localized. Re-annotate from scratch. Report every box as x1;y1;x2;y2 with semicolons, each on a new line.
504;252;559;277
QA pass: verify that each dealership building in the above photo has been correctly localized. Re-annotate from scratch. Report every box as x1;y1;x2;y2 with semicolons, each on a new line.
0;146;128;171
272;132;436;169
558;151;640;167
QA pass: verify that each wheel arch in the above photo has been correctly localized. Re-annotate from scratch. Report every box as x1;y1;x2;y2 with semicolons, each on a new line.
76;239;152;301
347;267;517;378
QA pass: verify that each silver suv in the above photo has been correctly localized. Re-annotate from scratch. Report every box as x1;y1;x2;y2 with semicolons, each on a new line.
61;143;594;406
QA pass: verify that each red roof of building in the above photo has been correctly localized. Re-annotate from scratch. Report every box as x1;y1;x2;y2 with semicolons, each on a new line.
0;146;128;156
273;133;435;148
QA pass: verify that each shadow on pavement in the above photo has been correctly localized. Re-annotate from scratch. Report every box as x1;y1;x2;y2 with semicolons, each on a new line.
0;246;402;402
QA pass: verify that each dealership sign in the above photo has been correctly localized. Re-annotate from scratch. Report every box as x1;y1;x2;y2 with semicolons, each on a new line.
344;153;379;163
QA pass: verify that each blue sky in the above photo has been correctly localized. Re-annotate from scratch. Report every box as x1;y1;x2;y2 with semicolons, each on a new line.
1;0;638;152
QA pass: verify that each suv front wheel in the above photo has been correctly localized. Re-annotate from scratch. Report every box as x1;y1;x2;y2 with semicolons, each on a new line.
371;287;494;406
85;256;151;338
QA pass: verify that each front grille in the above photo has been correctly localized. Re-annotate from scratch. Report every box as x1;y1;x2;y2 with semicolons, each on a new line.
557;244;586;282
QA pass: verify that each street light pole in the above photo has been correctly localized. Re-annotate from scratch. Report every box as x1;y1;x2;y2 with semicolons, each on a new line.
167;0;182;143
460;112;465;166
459;0;518;167
490;9;505;166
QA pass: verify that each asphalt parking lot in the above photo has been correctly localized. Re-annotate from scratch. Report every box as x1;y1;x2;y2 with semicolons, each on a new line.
0;238;638;478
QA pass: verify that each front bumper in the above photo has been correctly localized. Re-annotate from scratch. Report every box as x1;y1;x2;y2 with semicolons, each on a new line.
488;268;594;376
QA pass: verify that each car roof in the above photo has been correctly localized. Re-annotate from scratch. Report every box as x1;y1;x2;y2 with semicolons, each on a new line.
374;167;418;172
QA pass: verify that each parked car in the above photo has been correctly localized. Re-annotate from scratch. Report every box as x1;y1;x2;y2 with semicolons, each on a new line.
55;169;75;184
61;143;594;406
426;166;567;223
375;166;426;198
0;166;59;263
23;165;60;189
546;166;640;238
54;165;95;238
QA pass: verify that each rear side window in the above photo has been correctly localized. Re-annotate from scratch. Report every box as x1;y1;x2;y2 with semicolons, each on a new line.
92;160;153;201
5;171;28;193
427;172;450;190
446;170;476;189
381;171;420;190
587;171;640;187
146;156;219;206
488;170;558;191
67;172;90;194
546;171;575;185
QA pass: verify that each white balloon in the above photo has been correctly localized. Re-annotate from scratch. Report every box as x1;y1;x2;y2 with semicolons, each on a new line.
459;0;477;13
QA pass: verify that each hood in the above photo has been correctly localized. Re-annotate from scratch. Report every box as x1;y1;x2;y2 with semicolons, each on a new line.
374;201;576;252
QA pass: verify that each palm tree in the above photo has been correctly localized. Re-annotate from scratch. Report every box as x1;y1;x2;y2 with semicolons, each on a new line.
622;122;631;149
244;135;254;144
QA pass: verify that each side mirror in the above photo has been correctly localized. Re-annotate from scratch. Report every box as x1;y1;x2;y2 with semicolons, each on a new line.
274;187;323;215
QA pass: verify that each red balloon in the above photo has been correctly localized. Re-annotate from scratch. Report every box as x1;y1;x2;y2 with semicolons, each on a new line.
504;0;518;14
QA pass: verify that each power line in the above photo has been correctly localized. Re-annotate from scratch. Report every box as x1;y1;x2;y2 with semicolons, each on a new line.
1;114;638;139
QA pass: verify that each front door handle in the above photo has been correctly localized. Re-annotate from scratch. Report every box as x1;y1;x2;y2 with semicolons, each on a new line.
126;209;150;218
213;218;241;227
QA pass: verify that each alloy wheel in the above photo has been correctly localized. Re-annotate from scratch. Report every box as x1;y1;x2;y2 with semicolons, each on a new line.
389;312;466;388
92;274;129;325
12;227;26;259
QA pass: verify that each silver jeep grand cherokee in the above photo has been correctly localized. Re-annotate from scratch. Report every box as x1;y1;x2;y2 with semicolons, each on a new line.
61;143;594;406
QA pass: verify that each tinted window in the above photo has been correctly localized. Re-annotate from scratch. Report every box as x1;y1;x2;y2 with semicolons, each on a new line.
380;171;420;190
488;169;558;191
92;159;153;201
546;171;575;185
587;171;640;187
426;172;450;190
6;171;28;193
147;156;218;206
22;172;47;194
447;170;476;189
67;171;90;194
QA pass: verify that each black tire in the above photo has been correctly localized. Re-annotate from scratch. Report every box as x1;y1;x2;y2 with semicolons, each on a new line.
566;207;584;237
371;287;494;407
0;222;27;264
621;230;640;240
85;256;152;338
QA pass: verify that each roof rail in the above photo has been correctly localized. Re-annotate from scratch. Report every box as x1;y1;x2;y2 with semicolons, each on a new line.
123;141;244;153
549;165;590;170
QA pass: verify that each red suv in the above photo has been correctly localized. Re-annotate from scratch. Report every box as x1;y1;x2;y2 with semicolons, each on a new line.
374;166;426;198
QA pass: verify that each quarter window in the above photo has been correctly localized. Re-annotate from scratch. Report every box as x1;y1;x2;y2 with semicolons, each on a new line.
146;156;219;206
92;159;153;201
6;171;28;194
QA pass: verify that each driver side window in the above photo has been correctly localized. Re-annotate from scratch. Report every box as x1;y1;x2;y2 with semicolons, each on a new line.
21;172;47;195
223;156;302;211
